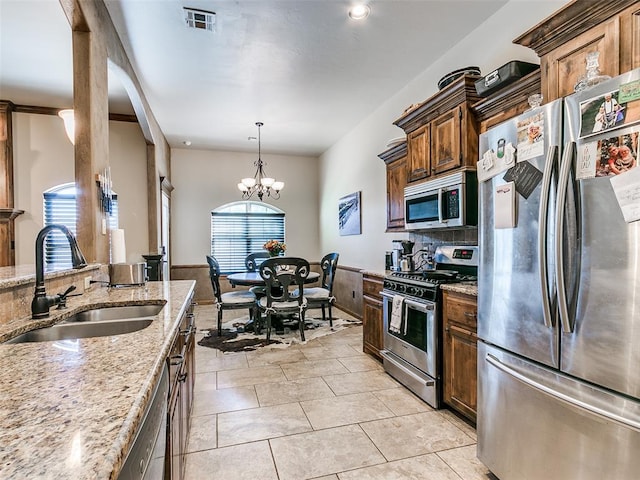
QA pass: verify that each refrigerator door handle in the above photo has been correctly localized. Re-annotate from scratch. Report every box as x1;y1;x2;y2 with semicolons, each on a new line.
485;353;640;433
538;145;558;328
555;141;575;334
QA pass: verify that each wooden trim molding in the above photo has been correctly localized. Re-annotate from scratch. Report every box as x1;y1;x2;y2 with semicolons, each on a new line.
393;75;482;134
513;0;638;56
378;141;407;164
160;175;174;194
10;103;137;123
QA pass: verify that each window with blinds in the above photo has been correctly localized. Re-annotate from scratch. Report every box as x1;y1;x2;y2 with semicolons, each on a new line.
43;184;118;268
211;202;285;274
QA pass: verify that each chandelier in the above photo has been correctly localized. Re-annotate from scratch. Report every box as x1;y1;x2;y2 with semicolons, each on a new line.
237;122;284;201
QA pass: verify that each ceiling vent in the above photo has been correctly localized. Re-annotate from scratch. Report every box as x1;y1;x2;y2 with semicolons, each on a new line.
184;7;216;32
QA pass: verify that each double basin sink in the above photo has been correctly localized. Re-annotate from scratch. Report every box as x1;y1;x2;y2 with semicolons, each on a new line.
5;304;165;344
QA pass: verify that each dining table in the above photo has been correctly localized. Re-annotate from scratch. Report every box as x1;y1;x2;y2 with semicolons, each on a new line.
226;270;320;287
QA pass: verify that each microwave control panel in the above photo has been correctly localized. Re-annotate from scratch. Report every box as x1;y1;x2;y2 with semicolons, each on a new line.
443;188;460;219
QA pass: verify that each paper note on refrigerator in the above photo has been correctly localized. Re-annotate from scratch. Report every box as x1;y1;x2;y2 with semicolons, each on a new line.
610;167;640;223
494;182;517;229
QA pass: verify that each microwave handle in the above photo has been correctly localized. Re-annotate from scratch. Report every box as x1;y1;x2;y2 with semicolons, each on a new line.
437;188;446;224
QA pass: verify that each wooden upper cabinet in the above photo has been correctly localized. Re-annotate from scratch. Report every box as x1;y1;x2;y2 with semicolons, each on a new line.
393;75;481;184
379;141;407;231
407;125;430;182
431;107;461;175
544;18;619;100
514;0;640;102
472;70;542;134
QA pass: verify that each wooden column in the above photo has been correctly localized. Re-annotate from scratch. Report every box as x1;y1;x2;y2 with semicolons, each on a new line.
0;101;23;266
72;29;110;264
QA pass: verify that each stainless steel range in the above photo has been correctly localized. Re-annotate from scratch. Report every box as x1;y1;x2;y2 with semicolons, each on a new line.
381;245;477;408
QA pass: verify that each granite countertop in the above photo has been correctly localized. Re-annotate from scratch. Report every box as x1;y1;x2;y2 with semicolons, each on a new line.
0;280;195;480
440;281;478;297
0;264;101;289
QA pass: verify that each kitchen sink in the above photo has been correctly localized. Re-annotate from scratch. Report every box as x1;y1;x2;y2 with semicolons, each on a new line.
4;304;164;344
60;304;165;324
5;318;154;344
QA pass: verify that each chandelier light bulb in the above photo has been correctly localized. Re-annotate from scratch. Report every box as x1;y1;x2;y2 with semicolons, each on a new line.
261;177;275;187
241;177;256;188
237;183;248;192
272;181;284;191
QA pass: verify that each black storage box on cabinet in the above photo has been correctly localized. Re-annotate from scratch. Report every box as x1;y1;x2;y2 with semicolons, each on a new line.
474;61;539;97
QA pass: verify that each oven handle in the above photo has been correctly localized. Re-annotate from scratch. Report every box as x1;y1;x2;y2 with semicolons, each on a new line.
381;292;435;313
404;298;434;313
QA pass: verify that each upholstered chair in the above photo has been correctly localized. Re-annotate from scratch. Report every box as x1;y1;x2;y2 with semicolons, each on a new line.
295;252;339;327
257;257;310;341
206;255;257;336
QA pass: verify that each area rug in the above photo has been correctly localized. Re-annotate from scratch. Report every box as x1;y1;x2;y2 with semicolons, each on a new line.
197;316;361;353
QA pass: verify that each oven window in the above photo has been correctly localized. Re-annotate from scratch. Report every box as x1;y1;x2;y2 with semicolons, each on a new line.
389;304;428;350
406;194;439;224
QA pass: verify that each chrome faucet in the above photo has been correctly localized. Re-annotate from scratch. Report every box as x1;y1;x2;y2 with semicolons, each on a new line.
32;224;87;319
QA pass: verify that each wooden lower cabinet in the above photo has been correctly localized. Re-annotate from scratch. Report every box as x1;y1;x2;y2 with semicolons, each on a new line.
166;297;196;480
442;290;477;423
362;273;384;360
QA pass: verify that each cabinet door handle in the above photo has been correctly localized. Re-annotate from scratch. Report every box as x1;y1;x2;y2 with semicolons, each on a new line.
170;354;184;366
463;311;476;318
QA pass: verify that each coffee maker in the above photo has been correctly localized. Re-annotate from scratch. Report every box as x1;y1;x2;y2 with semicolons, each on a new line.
391;240;415;271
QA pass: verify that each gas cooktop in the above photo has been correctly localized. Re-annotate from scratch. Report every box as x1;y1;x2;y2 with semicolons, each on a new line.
383;246;478;301
389;270;477;284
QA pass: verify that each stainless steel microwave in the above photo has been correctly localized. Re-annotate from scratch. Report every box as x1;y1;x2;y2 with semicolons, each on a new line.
404;170;477;230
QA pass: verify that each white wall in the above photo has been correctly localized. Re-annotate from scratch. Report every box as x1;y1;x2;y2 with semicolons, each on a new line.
108;121;149;263
13;113;148;264
170;148;320;265
319;0;568;272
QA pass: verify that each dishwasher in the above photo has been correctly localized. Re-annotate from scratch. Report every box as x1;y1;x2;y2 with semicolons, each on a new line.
118;364;169;480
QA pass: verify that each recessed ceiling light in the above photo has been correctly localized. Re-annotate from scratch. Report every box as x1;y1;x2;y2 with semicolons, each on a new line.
349;4;370;20
183;140;192;146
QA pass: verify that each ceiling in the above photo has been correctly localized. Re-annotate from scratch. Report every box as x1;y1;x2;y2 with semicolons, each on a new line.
0;0;508;156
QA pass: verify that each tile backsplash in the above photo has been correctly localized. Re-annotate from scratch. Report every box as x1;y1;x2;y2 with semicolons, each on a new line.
409;228;478;269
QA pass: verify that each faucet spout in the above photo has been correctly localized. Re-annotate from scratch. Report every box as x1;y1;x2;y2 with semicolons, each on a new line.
32;224;87;319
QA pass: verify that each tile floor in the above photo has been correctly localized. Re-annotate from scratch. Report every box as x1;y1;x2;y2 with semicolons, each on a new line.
187;305;492;479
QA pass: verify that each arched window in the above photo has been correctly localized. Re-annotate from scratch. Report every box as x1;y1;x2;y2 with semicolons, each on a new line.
43;183;118;268
211;201;285;273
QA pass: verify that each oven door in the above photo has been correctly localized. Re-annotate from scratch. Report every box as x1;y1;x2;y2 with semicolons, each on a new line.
382;292;437;377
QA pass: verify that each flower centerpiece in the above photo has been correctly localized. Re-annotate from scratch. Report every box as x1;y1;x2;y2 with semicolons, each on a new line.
263;239;286;257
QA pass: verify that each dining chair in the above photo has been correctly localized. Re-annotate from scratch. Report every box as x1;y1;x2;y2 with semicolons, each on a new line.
295;252;339;327
257;257;310;342
244;251;271;297
206;255;257;336
245;251;270;272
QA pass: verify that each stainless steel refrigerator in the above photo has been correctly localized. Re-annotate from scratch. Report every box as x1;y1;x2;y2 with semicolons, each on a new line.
478;68;640;480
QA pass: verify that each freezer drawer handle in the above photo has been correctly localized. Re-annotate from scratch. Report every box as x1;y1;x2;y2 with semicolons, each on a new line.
486;353;640;433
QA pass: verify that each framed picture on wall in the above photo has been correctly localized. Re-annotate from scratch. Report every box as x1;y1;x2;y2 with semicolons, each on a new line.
338;191;361;236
